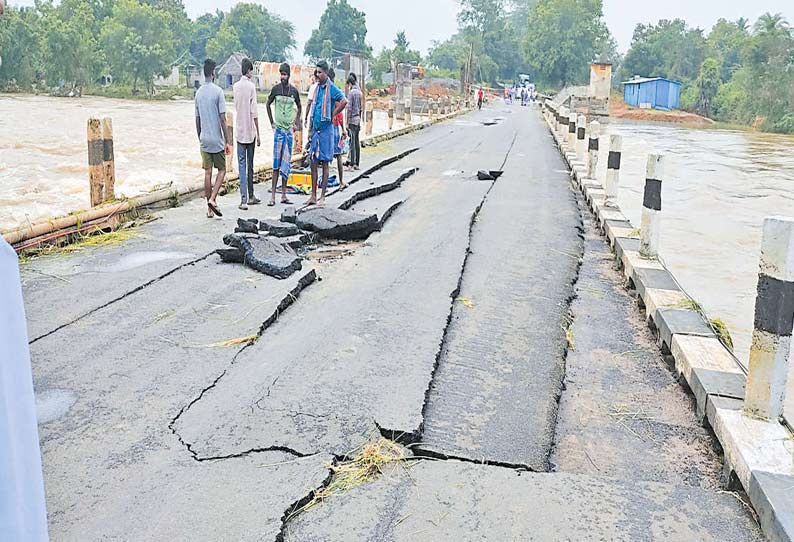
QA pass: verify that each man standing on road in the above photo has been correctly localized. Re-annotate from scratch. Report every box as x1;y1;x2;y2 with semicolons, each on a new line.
195;58;231;218
346;73;363;171
304;71;318;152
266;62;302;207
328;67;347;190
307;60;347;206
233;57;261;210
477;87;484;110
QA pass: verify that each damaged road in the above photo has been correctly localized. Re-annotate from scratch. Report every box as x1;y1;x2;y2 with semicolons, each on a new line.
22;105;763;541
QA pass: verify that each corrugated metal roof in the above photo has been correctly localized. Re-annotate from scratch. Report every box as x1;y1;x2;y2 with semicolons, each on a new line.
621;77;682;86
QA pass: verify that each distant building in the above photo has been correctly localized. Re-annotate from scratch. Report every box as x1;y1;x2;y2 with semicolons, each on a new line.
622;77;682;111
216;52;248;89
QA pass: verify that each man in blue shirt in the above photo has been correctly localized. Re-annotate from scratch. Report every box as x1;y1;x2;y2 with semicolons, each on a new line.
195;58;232;218
308;60;347;206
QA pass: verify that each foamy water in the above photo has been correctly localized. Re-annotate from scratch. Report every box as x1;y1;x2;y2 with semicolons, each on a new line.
0;94;420;232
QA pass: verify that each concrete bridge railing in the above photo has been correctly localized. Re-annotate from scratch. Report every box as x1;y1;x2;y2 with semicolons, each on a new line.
542;99;794;542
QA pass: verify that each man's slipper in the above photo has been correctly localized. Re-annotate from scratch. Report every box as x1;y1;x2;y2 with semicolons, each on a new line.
208;202;223;217
267;201;276;207
281;199;293;205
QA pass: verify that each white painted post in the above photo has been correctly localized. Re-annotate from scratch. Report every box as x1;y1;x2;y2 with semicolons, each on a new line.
567;112;577;149
744;217;794;420
587;121;600;180
605;134;622;206
558;107;568;139
0;238;49;541
639;154;664;259
576;114;587;163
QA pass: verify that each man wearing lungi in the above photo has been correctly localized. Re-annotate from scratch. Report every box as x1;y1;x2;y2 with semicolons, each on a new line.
308;60;347;206
266;62;302;206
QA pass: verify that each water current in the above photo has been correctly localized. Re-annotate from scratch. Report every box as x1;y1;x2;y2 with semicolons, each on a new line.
0;94;417;232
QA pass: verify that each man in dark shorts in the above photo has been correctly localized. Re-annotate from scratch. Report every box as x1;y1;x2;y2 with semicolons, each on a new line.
307;60;347;206
195;58;232;218
266;62;302;206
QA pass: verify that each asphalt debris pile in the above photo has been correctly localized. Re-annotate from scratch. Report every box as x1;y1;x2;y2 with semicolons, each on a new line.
216;207;382;278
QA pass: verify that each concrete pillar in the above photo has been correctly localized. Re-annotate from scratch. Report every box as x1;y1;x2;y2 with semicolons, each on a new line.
405;102;412;125
639;154;664;259
225;111;234;173
605;134;622;205
388;101;395;131
587;121;600;179
101;117;115;202
428;98;436;119
567;113;577;149
433;98;440;118
576;114;587;163
558;107;568;139
744;217;794;420
87;117;105;207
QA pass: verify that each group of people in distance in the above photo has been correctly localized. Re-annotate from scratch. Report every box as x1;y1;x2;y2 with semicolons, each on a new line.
194;57;364;218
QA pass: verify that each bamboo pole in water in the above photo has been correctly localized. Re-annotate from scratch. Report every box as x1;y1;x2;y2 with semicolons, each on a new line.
87;118;105;207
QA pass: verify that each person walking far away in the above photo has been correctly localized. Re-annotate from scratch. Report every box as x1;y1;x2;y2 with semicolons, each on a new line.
266;62;302;207
346;73;363;172
477;87;484;110
328;67;347;190
195;58;232;218
233;57;261;210
307;60;347;206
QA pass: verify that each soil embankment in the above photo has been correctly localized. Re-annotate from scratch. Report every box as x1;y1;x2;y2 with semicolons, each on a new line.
610;96;714;127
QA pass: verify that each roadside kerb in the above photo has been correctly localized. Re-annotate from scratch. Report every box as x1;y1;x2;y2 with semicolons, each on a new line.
542;100;794;542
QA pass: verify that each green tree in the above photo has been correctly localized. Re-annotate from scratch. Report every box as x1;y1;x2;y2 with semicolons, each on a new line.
524;0;615;87
622;19;708;82
304;0;370;59
370;31;423;83
694;57;721;116
707;19;749;81
190;11;223;62
427;34;469;71
43;0;102;88
0;6;44;87
205;23;241;63
100;0;175;92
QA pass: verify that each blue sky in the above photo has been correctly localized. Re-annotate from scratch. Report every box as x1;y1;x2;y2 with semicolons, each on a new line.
8;0;794;58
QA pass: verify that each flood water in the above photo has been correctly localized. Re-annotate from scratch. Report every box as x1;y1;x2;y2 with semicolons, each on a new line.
0;94;419;232
593;120;794;420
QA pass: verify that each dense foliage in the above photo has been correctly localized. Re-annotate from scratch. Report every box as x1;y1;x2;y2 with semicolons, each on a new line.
621;14;794;132
0;0;294;93
303;0;370;59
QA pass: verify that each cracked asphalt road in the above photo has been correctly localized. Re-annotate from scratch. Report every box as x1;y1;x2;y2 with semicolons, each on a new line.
23;105;763;540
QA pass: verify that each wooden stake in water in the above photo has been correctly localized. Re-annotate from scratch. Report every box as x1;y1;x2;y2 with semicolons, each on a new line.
87;117;105;207
101;117;115;202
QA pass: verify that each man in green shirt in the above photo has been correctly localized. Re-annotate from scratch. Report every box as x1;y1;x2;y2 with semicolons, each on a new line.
266;63;302;206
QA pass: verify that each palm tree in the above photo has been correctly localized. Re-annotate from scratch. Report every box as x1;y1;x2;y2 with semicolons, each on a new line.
735;17;750;33
754;13;789;38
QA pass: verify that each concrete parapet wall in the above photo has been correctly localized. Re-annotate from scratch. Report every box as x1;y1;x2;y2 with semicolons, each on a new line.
542;103;794;542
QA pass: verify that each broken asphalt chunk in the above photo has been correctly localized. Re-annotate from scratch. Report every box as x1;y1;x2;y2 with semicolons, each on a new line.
295;207;379;240
259;219;301;238
223;233;302;279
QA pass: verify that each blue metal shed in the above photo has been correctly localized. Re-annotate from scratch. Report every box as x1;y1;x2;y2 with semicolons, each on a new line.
622;77;682;111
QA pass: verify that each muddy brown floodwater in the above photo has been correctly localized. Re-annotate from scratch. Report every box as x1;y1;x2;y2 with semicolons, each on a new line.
594;120;794;421
0;94;421;232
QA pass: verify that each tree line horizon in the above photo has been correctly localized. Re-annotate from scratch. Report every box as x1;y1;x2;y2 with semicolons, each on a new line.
1;0;792;132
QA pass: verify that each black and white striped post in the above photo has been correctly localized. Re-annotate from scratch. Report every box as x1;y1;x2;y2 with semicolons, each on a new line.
587;120;600;179
744;217;794;420
605;134;622;206
558;107;569;140
576;114;587;163
567;112;577;149
639;154;664;259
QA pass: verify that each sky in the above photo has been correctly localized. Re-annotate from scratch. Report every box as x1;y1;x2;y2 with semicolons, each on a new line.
8;0;794;58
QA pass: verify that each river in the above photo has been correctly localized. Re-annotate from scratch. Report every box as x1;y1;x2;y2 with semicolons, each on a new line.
593;119;794;420
0;94;418;233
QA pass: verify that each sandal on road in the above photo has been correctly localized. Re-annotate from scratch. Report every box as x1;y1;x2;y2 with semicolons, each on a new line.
281;198;293;205
267;201;276;207
208;202;223;217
